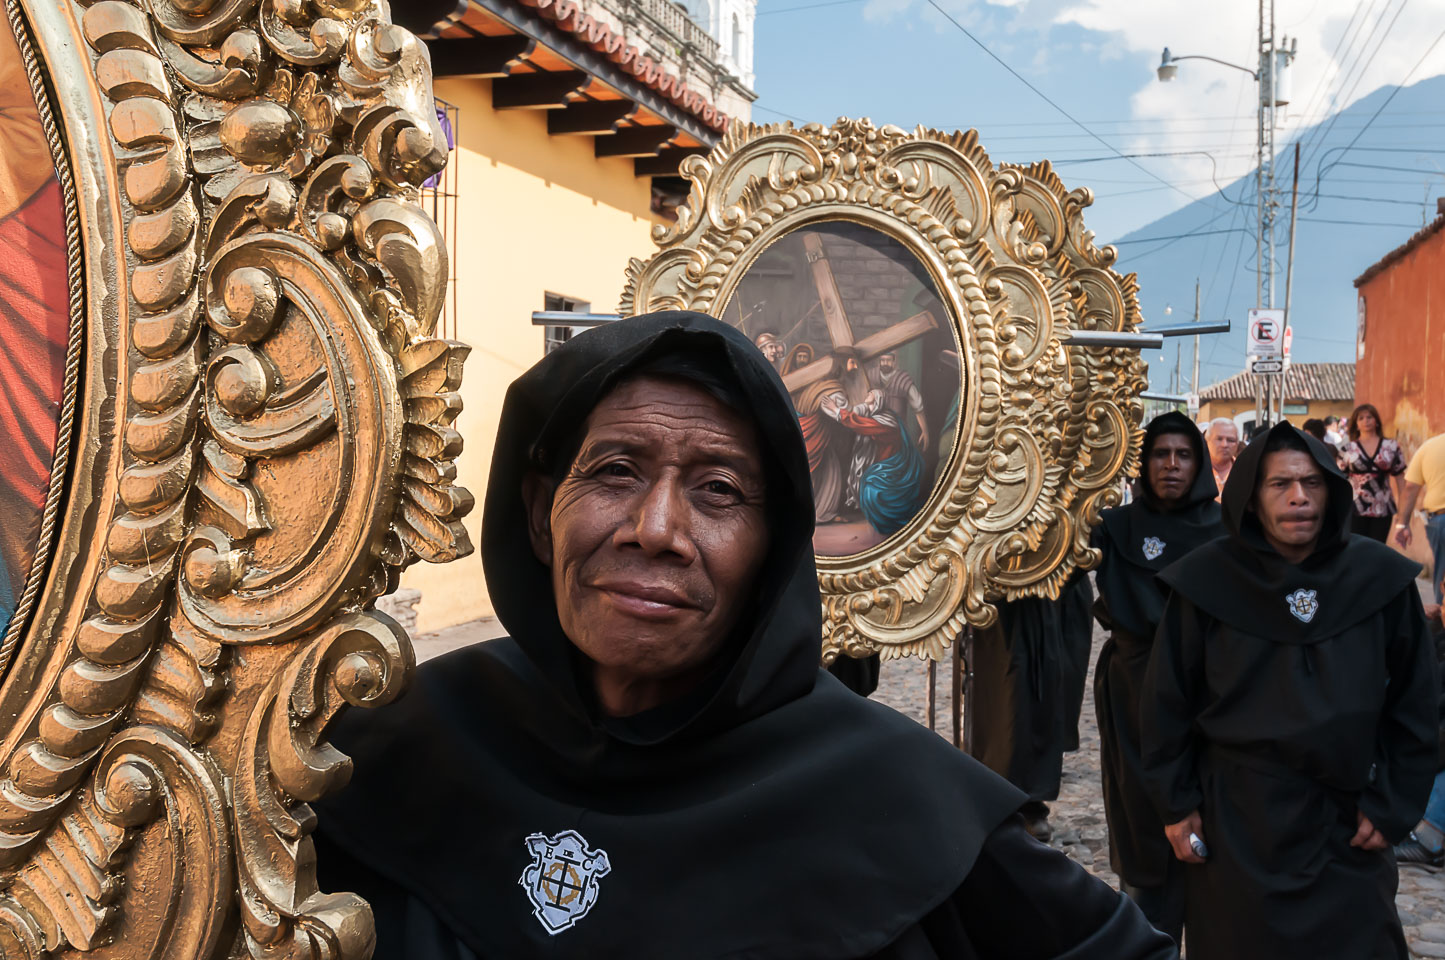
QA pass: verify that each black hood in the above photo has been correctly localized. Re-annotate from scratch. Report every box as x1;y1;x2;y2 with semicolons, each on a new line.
1220;419;1353;558
1095;412;1224;639
1160;420;1419;643
315;311;1025;959
1137;411;1218;510
482;309;821;743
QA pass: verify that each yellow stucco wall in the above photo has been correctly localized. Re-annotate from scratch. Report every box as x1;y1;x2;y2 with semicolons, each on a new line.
1197;398;1354;427
400;78;661;633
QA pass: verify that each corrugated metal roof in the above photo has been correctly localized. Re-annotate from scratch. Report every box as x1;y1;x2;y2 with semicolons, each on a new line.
1197;362;1355;402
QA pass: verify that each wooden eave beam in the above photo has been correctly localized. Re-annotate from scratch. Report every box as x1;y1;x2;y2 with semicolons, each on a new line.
596;125;678;158
492;70;590;109
428;35;536;78
635;147;708;177
463;0;719;145
548;100;637;135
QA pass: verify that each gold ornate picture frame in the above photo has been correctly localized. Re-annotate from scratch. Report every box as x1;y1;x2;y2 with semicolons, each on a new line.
0;1;469;955
621;119;1147;664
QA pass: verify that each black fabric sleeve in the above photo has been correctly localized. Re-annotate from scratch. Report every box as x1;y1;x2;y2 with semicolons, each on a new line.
1139;593;1205;824
1358;592;1439;844
910;816;1178;959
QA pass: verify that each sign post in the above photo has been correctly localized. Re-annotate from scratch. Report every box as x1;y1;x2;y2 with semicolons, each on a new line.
1247;308;1286;428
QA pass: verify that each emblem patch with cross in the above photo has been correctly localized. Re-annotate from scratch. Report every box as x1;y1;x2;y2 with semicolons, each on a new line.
519;830;612;935
1141;536;1166;561
1286;588;1319;624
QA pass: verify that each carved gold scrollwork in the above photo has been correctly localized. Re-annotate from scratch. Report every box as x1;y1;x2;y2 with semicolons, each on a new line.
0;0;467;954
623;119;1146;663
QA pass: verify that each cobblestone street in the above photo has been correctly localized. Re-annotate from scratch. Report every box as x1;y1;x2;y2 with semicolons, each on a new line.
413;613;1445;956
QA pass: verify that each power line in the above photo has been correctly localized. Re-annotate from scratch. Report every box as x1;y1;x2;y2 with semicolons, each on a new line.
919;0;1207;207
1113;227;1246;245
1299;215;1419;226
1307;22;1445;208
1294;0;1392;164
756;0;863;16
1289;0;1376;152
1303;0;1413;174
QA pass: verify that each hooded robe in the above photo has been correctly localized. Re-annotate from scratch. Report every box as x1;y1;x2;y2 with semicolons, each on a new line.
313;312;1175;960
1091;412;1222;931
1140;420;1437;960
1058;571;1096;754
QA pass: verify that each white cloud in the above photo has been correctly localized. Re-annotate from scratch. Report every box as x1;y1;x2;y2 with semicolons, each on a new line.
1072;0;1445;200
863;0;1445;206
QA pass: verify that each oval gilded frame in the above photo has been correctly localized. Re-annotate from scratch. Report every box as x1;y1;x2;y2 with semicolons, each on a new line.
0;1;471;956
621;119;1147;663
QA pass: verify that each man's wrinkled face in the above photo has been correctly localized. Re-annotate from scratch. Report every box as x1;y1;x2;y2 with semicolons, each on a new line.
1147;432;1199;507
879;353;897;376
1206;422;1239;465
525;376;770;689
1253;449;1327;554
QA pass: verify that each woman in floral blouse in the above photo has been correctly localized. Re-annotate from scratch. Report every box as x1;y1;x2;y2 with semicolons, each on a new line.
1341;403;1408;542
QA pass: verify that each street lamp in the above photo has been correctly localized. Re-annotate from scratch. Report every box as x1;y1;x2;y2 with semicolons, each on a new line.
1157;48;1177;82
1157;4;1299;428
1154;25;1295;313
1155;47;1258;83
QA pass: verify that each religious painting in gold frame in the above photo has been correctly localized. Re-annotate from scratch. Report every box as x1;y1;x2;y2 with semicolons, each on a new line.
621;119;1148;665
0;1;470;956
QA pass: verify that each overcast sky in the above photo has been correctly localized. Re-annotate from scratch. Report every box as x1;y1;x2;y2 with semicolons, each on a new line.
751;0;1445;240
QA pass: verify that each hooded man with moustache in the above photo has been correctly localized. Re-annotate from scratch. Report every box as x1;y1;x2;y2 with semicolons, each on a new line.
1091;411;1224;942
311;312;1176;959
1140;420;1437;959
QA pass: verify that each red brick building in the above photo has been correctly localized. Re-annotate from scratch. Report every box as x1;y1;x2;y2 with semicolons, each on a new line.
1354;204;1445;452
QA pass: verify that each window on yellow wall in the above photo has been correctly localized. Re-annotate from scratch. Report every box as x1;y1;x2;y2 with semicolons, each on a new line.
544;293;592;354
422;97;460;340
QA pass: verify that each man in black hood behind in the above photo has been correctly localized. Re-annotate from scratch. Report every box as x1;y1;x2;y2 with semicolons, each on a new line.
312;312;1175;959
1141;420;1437;959
1092;411;1223;942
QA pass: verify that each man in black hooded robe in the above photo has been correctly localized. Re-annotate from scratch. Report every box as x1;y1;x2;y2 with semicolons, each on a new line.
311;312;1176;959
1092;411;1223;940
1141;420;1437;959
968;573;1094;840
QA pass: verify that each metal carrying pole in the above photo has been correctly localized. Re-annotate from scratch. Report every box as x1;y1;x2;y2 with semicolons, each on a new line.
926;660;937;732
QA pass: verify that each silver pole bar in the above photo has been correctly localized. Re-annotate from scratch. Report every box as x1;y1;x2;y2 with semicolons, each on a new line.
532;314;1229;351
1143;320;1232;338
1141;391;1192;404
1062;330;1164;349
532;311;621;327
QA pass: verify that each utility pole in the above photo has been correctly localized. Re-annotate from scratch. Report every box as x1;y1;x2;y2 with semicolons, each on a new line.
1157;4;1295;428
1282;142;1301;426
1191;278;1201;394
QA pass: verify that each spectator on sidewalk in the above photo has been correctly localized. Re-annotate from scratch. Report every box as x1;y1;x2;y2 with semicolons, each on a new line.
1341;403;1408;543
1204;418;1238;498
1395;430;1445;604
1325;415;1347;448
1394;587;1445;867
1141;421;1437;960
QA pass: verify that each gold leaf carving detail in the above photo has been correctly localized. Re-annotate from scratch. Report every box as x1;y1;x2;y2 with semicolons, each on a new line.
622;118;1145;665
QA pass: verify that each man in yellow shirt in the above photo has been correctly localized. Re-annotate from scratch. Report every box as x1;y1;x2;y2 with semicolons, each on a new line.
1395;432;1445;602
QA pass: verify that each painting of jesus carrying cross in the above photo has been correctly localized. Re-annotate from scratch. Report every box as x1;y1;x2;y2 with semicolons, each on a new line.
725;220;961;558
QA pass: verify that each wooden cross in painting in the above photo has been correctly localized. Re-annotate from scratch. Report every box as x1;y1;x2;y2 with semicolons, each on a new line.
780;232;940;403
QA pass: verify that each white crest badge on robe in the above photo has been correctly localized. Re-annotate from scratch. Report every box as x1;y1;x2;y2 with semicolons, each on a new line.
1286;588;1319;623
519;830;612;934
1141;536;1166;561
